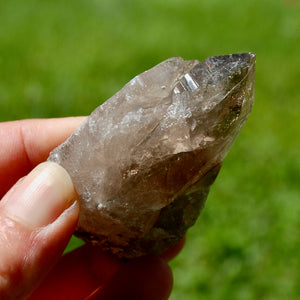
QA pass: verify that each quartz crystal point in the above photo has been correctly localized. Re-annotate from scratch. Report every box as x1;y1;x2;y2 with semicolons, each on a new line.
49;53;255;259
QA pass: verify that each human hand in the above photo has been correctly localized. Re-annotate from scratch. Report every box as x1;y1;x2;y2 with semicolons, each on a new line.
0;118;185;300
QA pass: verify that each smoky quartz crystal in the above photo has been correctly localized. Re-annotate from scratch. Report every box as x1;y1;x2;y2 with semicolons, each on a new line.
49;53;256;258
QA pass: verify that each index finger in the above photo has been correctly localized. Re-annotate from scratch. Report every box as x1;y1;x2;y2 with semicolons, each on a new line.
0;117;86;198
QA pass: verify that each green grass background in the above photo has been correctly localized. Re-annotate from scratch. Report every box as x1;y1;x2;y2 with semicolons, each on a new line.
1;0;299;299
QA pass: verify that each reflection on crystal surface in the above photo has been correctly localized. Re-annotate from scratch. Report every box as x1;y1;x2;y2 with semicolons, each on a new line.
49;53;256;258
183;73;199;91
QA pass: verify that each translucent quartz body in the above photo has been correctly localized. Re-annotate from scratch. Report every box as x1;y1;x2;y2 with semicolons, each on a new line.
49;53;256;258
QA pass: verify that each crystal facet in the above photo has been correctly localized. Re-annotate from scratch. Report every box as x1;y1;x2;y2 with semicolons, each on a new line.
48;53;256;259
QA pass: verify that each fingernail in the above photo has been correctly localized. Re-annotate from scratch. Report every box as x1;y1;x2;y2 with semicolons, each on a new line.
2;162;77;228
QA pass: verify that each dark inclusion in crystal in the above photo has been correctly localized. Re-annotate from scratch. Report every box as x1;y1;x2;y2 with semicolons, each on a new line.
49;53;256;259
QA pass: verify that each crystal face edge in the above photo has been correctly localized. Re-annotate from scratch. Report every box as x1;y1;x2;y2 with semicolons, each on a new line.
48;53;255;259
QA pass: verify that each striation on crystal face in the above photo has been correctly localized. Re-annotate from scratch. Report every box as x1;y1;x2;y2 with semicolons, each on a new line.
48;53;256;259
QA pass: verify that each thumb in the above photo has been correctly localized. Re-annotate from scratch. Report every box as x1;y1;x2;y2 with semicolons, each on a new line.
0;162;79;299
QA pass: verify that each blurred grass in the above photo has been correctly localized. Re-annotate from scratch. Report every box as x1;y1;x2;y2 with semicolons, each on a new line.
1;0;300;299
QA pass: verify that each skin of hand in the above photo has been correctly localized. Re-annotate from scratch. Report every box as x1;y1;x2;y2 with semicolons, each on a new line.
0;118;185;300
